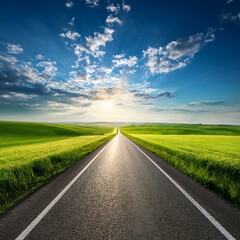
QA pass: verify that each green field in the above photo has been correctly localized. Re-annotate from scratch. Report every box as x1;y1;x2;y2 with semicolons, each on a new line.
121;124;240;206
122;123;240;135
0;121;116;213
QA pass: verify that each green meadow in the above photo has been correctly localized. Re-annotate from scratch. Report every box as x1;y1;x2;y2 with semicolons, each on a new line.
121;124;240;206
0;121;116;213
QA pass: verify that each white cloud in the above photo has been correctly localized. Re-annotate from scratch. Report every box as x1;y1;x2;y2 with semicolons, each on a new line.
98;67;114;74
0;54;18;65
74;44;90;58
60;31;81;40
0;92;36;101
36;54;45;60
21;62;46;83
205;28;216;43
36;61;57;76
114;53;125;59
222;12;240;23
226;0;234;4
7;43;23;54
65;1;73;8
143;31;215;75
85;27;114;57
106;15;122;25
119;69;136;75
86;0;99;8
113;55;138;67
165;33;204;60
71;56;90;69
122;1;131;11
187;100;225;106
68;17;75;26
106;4;120;13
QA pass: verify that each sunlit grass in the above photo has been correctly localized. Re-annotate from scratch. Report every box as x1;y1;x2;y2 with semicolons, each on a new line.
0;121;116;213
121;124;240;207
0;135;113;167
0;121;113;147
130;134;240;167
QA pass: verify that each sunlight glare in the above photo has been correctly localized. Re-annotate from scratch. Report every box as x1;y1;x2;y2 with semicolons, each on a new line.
101;100;113;111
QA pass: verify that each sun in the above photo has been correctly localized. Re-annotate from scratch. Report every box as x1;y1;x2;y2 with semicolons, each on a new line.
101;100;113;110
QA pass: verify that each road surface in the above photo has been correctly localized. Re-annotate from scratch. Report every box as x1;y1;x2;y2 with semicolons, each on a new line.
0;131;240;239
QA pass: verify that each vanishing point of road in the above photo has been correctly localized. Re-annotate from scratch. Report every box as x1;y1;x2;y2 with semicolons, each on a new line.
0;131;240;239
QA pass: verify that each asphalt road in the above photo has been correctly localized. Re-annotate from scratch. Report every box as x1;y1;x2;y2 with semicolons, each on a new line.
0;131;240;239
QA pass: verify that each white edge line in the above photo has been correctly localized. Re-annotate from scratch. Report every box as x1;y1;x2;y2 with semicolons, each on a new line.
15;136;116;240
123;135;235;240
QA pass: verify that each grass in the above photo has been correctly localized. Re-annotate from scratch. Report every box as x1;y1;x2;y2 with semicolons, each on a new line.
121;124;240;207
121;123;240;135
0;121;116;213
0;121;113;147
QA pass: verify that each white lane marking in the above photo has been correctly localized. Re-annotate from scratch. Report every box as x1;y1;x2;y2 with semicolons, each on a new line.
15;136;116;240
123;135;235;240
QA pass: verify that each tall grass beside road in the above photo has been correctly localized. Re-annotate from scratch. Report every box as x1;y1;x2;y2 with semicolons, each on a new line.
0;121;116;213
121;124;240;207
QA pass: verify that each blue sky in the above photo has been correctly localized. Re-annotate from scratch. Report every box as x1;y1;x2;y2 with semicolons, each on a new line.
0;0;239;124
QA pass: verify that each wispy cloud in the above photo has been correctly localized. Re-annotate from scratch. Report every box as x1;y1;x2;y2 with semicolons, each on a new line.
106;15;122;25
60;31;80;40
86;28;114;53
226;0;234;4
65;1;73;8
150;100;227;114
36;54;45;60
113;55;138;67
0;53;93;114
106;4;120;13
74;27;114;59
187;100;225;106
222;12;240;23
122;1;131;12
0;54;18;65
151;107;210;113
114;53;125;59
7;43;23;54
134;91;175;100
86;0;99;8
36;61;58;76
68;17;75;26
143;31;215;75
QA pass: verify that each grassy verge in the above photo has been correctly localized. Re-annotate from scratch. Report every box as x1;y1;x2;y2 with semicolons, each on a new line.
0;122;117;214
121;124;240;207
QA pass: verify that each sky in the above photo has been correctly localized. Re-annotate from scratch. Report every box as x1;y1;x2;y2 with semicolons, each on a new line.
0;0;240;124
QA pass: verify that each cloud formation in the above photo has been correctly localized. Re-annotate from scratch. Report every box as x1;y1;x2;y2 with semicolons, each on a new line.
74;28;114;59
122;1;131;11
222;12;240;23
65;1;73;8
68;17;75;26
106;15;122;25
86;28;114;52
0;53;93;113
36;54;45;60
36;60;58;76
113;55;138;67
226;0;234;4
134;91;175;100
86;0;99;8
143;31;215;74
106;4;120;13
7;43;23;54
60;31;81;40
1;0;238;124
151;107;209;113
187;100;225;106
